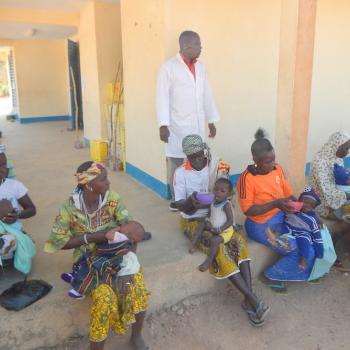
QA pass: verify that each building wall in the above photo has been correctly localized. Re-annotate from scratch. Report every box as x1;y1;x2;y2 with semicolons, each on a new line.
120;0;281;192
308;0;350;159
0;39;70;120
121;0;167;185
79;0;123;141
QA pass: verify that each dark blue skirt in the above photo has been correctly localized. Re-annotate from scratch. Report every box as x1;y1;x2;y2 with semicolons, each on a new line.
245;211;314;281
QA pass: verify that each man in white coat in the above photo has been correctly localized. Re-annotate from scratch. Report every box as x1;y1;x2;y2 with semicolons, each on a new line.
156;30;220;210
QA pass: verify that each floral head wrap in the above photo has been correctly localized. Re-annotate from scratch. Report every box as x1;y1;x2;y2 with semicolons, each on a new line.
75;162;105;185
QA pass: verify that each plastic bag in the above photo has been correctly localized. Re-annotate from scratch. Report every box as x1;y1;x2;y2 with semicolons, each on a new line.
0;279;52;311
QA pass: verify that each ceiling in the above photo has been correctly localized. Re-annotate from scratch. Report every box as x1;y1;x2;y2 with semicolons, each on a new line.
0;22;77;40
0;0;119;40
0;0;119;13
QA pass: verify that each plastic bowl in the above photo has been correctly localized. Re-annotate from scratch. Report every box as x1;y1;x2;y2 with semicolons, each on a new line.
287;201;304;212
196;193;215;205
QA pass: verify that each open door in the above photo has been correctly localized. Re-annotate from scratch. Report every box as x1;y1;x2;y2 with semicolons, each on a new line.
67;39;83;130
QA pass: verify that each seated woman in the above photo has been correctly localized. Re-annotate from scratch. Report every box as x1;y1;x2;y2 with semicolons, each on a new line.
237;129;321;291
173;134;269;327
0;145;36;273
309;131;350;270
44;161;149;350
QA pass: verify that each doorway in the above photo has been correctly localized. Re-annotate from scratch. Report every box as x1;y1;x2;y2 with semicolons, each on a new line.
67;39;83;130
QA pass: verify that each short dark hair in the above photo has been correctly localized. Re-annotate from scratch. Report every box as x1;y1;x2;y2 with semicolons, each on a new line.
215;177;233;193
179;30;199;48
76;161;94;174
251;128;273;158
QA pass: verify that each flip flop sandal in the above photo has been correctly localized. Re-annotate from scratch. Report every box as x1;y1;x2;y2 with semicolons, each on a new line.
255;301;270;320
308;278;321;285
245;309;265;327
266;283;288;294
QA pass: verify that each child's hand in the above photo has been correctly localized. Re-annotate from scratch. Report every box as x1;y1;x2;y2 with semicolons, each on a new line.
299;257;307;270
105;227;120;241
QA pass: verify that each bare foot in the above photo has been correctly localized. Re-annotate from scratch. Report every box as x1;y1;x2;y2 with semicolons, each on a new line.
265;227;276;242
131;335;148;350
198;260;211;272
189;246;195;254
299;257;307;270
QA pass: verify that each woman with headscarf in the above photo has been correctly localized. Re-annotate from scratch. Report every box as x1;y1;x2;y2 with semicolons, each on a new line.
173;134;270;327
45;161;149;350
309;131;350;270
309;131;350;219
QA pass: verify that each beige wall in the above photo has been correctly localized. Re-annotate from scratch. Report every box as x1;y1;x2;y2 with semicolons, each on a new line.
308;0;350;160
0;38;70;118
121;0;167;182
79;0;123;141
121;0;281;185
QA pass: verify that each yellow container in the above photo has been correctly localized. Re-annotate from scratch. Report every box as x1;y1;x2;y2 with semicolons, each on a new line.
90;139;108;163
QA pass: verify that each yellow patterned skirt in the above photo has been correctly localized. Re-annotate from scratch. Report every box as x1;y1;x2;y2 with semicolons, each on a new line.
89;270;150;342
181;217;251;279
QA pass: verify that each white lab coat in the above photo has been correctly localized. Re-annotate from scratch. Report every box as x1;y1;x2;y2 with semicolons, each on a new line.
156;53;220;158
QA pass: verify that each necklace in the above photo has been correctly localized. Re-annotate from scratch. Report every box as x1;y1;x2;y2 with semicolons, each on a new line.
81;193;102;230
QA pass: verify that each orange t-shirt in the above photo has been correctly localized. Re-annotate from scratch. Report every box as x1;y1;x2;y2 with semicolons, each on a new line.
237;164;293;224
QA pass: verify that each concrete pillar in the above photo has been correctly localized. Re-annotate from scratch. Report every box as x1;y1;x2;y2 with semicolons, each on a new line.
79;0;122;141
275;0;317;194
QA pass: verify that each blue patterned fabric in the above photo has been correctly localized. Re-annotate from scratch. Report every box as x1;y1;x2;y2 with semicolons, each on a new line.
245;211;315;281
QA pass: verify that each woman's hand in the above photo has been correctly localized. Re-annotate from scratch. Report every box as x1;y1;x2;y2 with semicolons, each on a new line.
275;198;295;214
117;275;134;296
190;192;201;209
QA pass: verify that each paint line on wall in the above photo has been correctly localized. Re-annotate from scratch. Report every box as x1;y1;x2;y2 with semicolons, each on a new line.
126;157;350;199
18;115;71;124
126;162;170;199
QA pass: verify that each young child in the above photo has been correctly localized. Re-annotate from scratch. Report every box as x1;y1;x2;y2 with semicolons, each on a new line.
61;221;146;299
266;186;324;270
334;163;350;220
189;178;243;272
0;199;17;258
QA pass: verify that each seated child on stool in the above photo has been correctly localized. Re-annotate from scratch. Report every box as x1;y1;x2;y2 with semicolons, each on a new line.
61;221;146;299
266;186;323;270
189;178;242;272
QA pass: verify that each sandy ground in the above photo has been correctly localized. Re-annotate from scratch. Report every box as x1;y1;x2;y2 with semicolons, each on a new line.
45;267;350;350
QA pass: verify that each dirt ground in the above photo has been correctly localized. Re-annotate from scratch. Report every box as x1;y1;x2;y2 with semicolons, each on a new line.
48;262;350;350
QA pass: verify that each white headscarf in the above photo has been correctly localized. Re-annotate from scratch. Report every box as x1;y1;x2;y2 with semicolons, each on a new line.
309;132;350;217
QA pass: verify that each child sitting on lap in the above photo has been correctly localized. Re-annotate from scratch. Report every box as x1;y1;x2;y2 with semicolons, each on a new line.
61;221;145;299
266;186;324;270
189;178;249;272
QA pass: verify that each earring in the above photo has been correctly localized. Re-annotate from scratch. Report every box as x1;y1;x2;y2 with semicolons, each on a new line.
254;163;257;167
